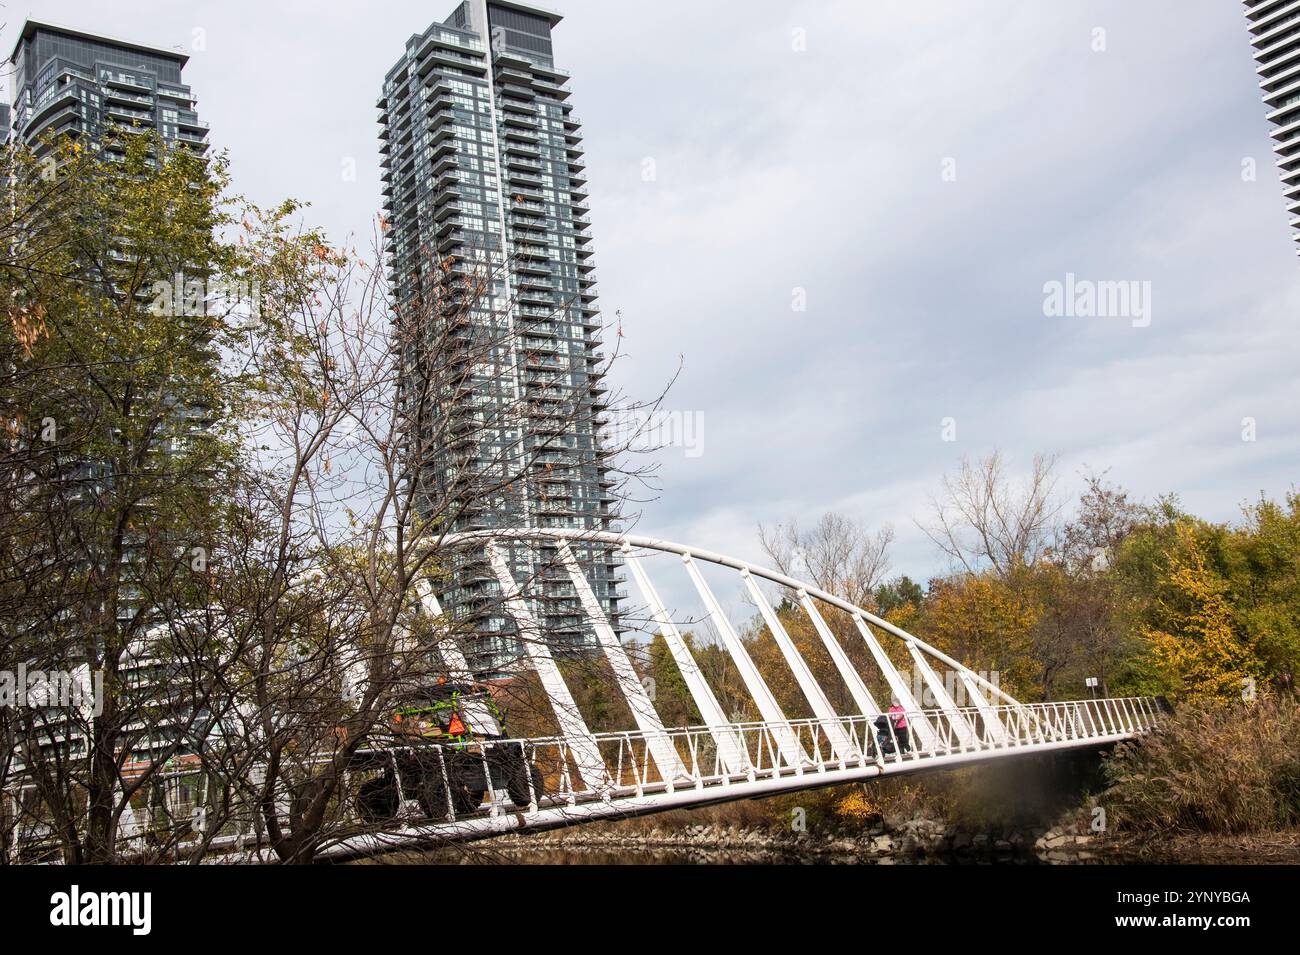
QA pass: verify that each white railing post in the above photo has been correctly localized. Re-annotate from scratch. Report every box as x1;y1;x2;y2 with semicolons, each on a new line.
1119;698;1139;734
1102;699;1120;734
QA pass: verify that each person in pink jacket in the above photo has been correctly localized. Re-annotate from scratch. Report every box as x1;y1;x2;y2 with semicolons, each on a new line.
887;703;911;754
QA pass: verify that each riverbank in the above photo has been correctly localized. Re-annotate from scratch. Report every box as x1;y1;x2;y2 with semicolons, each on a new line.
1097;829;1300;864
493;818;1043;863
373;733;1300;865
383;818;1300;865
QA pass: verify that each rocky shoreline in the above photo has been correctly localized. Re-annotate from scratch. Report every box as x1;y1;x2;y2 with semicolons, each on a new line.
479;819;1300;864
487;817;1104;864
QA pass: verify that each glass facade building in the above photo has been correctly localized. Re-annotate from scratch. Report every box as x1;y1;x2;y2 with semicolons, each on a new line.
8;21;208;155
379;2;619;675
5;22;211;762
1245;0;1300;257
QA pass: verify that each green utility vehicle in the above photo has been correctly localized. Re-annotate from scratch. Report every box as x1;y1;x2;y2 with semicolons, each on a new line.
355;683;545;821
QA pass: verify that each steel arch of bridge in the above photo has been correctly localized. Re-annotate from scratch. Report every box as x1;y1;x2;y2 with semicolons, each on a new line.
308;527;1162;860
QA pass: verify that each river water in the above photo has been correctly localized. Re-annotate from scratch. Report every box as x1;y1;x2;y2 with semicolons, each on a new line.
394;839;1284;865
391;844;1058;865
477;848;1036;864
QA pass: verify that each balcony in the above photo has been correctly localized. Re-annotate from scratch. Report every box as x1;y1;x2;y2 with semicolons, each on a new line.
509;171;545;190
105;104;155;123
533;78;572;101
432;153;461;177
509;213;547;232
506;153;544;171
498;82;534;101
102;74;151;94
103;88;153;107
503;112;540;130
510;181;545;200
417;48;487;78
503;126;538;143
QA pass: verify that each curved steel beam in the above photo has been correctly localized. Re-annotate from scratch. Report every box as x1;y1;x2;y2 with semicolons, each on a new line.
436;527;1023;708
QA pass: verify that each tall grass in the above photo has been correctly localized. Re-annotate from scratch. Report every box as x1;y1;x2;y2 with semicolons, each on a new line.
1105;694;1300;834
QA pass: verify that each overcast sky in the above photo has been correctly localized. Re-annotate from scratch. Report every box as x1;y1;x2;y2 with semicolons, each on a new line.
7;0;1299;591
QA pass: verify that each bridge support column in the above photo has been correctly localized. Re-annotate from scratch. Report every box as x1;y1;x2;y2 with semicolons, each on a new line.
851;615;939;752
904;641;979;749
556;540;688;786
415;580;475;682
682;553;805;769
488;543;609;792
621;545;749;777
798;592;880;718
743;571;858;765
956;671;1010;745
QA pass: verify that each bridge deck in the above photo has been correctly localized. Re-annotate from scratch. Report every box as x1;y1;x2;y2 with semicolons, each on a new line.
294;698;1160;860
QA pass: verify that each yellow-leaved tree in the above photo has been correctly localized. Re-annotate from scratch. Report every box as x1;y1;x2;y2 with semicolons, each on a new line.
917;574;1040;700
1146;524;1263;702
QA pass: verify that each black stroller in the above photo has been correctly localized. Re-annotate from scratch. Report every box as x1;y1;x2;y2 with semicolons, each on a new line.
874;714;910;757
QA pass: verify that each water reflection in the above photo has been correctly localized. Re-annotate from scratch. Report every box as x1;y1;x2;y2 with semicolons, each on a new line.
389;846;1052;865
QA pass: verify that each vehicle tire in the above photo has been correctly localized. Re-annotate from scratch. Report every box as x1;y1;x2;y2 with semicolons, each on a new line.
356;772;400;823
507;763;545;809
413;763;450;819
452;785;486;815
441;754;487;816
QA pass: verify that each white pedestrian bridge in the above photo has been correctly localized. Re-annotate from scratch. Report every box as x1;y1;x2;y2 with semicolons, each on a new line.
307;528;1164;861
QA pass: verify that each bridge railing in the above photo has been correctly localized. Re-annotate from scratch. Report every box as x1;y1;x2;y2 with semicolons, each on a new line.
324;695;1165;823
51;694;1161;861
